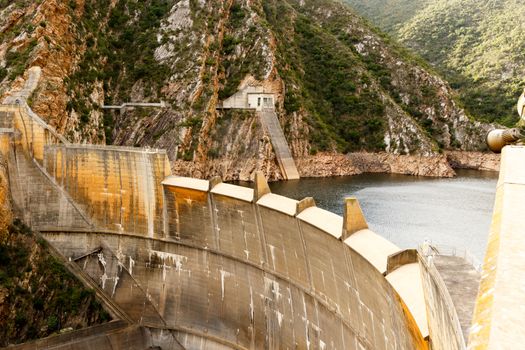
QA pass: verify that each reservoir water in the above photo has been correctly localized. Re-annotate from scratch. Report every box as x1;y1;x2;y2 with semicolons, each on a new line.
265;170;498;262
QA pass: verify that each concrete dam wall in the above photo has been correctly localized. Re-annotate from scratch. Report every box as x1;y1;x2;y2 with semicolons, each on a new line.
43;144;171;236
43;177;426;349
1;104;171;235
0;102;435;349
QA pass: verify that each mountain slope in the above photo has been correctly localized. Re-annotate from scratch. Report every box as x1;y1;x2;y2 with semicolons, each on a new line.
0;0;491;180
343;0;432;32
344;0;525;126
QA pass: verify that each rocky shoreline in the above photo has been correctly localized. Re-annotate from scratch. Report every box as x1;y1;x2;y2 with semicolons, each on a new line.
297;151;500;178
172;150;499;182
297;152;455;178
445;151;500;172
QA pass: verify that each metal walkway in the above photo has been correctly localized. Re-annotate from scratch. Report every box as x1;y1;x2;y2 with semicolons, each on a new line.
258;109;300;180
101;102;166;109
433;255;480;342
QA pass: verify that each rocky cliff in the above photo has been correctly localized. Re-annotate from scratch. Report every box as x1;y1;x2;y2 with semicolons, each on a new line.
297;152;457;178
446;151;500;172
0;0;493;180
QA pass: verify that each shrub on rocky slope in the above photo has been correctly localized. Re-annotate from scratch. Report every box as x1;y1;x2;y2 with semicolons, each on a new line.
0;219;110;347
345;0;525;127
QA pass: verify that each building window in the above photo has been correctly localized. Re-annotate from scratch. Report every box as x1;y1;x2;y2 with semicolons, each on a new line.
257;97;261;107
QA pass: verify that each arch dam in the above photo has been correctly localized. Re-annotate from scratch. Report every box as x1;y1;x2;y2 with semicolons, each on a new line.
0;100;522;350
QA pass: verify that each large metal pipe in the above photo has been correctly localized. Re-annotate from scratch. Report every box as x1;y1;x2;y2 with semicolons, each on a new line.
486;128;522;153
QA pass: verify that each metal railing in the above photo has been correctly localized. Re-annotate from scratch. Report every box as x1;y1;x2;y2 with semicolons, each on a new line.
419;241;482;272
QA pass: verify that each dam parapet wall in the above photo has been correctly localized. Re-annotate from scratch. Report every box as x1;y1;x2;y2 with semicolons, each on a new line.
468;146;525;349
418;246;467;350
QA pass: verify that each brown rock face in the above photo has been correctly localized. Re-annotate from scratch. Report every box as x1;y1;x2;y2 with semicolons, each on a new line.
171;110;285;182
296;152;455;178
446;151;500;172
30;0;79;129
0;0;103;143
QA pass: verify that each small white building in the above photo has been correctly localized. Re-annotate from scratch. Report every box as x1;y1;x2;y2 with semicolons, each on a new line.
247;93;274;111
221;85;275;111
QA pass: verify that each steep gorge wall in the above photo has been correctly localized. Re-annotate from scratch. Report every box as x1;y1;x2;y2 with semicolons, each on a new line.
0;0;103;142
0;0;495;182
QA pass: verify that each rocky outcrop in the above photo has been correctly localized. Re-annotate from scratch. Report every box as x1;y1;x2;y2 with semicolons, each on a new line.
0;0;105;143
172;110;285;181
446;151;500;172
297;152;455;178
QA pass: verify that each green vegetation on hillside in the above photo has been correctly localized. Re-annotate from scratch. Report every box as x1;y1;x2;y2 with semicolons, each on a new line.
5;39;37;81
218;2;268;100
344;0;432;32
281;14;386;152
64;0;174;141
257;0;477;153
344;0;525;126
0;219;110;347
61;0;478;153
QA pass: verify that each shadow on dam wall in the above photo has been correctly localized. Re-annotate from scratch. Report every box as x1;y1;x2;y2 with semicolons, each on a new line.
0;104;436;349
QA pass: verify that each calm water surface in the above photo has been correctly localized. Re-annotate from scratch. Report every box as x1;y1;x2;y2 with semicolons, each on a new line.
264;170;498;261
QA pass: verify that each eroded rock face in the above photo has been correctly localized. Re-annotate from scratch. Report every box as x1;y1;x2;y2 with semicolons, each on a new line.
0;0;107;143
446;151;500;172
296;152;456;178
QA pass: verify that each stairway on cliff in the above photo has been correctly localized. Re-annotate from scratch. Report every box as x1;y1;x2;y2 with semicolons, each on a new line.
258;109;300;180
